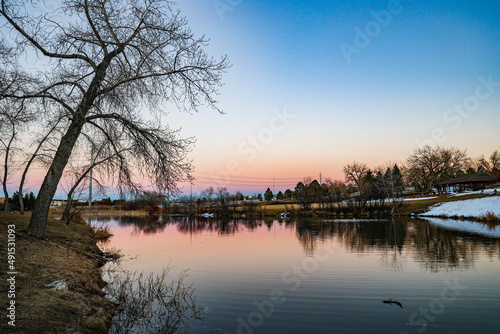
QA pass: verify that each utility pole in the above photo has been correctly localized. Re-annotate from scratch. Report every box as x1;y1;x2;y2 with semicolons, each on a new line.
320;172;322;185
189;176;193;211
89;145;94;209
273;178;275;193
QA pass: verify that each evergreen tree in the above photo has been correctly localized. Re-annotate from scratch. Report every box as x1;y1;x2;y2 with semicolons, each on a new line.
264;188;274;202
276;191;284;201
284;189;293;200
392;164;403;188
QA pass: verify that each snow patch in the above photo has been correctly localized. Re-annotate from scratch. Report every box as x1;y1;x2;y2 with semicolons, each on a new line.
420;196;500;218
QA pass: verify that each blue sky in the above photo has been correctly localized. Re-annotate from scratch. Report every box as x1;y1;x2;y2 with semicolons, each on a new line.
5;0;499;197
158;0;500;193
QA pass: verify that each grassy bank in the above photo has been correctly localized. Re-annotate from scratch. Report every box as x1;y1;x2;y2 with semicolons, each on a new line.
0;212;115;333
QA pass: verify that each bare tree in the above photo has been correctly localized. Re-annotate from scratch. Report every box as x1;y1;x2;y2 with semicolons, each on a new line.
405;146;469;192
201;186;215;212
343;162;368;188
1;0;229;237
469;155;490;173
216;186;229;212
324;179;347;203
0;101;33;211
17;117;63;214
61;144;124;223
343;162;370;216
470;149;500;176
491;149;500;176
0;111;15;211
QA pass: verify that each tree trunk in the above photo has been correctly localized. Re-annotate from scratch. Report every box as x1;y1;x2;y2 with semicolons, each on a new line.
62;195;73;223
2;169;9;212
19;193;24;215
27;60;110;238
27;121;83;238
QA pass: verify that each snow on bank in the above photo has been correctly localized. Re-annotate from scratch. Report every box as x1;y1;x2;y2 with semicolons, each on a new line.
404;196;439;202
450;188;499;197
420;196;500;218
423;217;500;238
403;188;500;202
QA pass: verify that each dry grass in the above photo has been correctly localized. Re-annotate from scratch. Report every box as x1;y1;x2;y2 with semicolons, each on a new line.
49;206;146;218
477;212;500;223
0;212;115;333
92;225;113;241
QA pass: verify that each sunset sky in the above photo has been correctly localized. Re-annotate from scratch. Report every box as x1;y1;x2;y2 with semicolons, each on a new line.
5;0;500;197
162;0;500;194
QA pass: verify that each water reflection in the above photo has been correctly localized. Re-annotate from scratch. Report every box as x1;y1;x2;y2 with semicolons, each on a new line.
103;216;500;273
176;218;261;235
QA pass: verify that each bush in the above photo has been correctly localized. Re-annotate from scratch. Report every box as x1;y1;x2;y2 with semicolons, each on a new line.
477;212;500;223
143;205;161;214
93;225;113;241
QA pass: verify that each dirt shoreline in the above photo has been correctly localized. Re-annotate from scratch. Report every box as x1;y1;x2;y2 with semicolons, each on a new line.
0;212;115;334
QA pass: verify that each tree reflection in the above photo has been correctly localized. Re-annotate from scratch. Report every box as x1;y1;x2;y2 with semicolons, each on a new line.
113;215;170;235
295;218;500;273
176;218;261;236
406;220;482;272
107;216;500;273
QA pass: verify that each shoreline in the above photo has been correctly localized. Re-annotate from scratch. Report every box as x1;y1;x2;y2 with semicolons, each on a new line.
2;192;499;332
0;212;115;333
70;192;500;224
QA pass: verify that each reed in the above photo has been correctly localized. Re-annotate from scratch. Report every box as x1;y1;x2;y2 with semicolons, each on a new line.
477;212;500;223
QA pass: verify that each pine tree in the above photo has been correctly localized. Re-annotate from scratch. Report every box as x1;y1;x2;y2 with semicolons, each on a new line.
264;188;274;202
276;191;284;201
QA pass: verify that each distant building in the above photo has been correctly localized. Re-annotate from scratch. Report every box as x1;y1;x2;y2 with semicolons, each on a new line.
439;173;499;193
50;199;68;207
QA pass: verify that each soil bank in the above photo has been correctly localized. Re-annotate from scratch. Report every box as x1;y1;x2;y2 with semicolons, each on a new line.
0;212;114;333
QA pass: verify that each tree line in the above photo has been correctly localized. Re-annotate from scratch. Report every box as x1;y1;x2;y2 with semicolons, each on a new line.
188;145;499;217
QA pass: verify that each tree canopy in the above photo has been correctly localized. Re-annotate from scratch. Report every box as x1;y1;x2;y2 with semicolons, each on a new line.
1;0;229;237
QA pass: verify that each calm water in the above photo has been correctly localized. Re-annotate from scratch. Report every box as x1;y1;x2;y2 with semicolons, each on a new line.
91;216;500;334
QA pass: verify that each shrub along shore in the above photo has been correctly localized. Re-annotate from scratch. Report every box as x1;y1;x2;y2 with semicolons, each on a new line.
0;212;115;334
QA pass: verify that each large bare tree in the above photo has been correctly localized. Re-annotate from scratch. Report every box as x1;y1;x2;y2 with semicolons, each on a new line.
1;0;229;238
343;162;370;216
405;146;469;192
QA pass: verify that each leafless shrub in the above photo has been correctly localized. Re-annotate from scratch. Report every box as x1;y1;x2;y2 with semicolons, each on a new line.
105;267;204;334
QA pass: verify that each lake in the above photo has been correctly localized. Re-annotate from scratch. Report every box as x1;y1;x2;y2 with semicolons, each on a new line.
90;216;500;334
